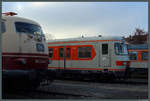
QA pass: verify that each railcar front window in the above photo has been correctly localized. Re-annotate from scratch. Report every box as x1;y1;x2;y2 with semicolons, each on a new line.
115;43;128;55
15;22;44;36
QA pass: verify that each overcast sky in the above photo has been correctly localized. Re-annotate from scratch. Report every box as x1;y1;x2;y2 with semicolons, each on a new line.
2;2;148;39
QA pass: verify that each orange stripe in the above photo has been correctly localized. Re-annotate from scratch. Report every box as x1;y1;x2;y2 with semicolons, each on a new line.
48;45;96;60
48;67;125;71
48;40;121;44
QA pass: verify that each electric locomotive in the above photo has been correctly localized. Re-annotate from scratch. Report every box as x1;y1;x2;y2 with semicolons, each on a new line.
47;36;130;80
2;12;54;89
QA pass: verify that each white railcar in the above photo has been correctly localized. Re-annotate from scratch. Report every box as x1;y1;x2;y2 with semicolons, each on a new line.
47;36;130;79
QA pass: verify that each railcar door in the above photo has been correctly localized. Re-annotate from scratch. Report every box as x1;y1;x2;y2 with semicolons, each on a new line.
58;46;71;69
100;43;110;67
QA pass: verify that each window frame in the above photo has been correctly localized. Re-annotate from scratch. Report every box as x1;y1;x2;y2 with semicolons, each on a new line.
1;21;6;33
66;48;71;58
78;46;92;58
15;21;44;36
114;43;128;55
102;43;108;55
59;48;64;58
128;51;137;60
49;48;53;58
141;51;148;60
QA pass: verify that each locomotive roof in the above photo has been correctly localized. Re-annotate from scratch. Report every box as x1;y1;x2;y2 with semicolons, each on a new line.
47;36;123;43
2;15;40;26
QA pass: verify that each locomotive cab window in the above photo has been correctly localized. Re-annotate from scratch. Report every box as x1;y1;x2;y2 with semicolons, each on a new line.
129;51;137;60
1;21;6;33
15;22;44;36
102;44;108;55
49;48;53;58
141;52;148;60
78;47;91;58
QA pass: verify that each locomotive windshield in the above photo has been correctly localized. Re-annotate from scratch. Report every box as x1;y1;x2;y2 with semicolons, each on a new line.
15;22;44;36
115;43;128;55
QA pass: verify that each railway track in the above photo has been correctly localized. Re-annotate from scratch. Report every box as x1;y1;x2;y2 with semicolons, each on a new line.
57;77;148;85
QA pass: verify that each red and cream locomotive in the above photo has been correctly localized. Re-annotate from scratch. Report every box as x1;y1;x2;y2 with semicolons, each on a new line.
2;12;53;89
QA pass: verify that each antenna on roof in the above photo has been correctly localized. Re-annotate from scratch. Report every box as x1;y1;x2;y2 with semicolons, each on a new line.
2;12;17;16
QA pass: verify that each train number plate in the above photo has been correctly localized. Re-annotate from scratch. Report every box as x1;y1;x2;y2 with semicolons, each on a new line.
36;43;45;52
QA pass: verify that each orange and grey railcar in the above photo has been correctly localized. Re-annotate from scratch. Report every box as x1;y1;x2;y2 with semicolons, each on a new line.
47;36;130;79
127;44;148;74
2;12;53;89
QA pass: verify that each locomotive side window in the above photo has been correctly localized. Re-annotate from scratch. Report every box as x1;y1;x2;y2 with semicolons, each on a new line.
15;22;44;36
1;21;6;33
59;48;64;58
141;52;148;60
49;48;53;58
102;44;108;55
66;48;71;58
78;47;91;58
129;51;137;60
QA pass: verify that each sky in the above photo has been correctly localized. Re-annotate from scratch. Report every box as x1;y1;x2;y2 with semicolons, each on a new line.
2;2;148;39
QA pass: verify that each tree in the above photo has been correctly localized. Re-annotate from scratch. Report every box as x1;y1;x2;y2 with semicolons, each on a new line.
125;28;148;44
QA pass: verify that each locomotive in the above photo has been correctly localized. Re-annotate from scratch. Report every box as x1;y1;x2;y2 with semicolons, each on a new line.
2;12;54;89
47;36;130;80
127;44;148;77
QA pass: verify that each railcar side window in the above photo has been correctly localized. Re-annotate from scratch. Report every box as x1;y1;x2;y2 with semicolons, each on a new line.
59;48;64;58
15;22;44;36
66;48;71;58
78;47;91;58
49;48;53;58
141;52;148;60
129;51;137;60
102;44;108;55
1;22;6;33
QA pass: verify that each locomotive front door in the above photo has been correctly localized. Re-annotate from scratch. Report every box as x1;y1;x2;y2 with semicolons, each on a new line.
100;43;110;67
58;46;71;69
